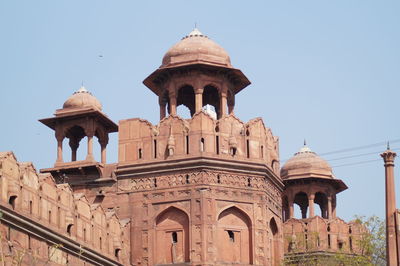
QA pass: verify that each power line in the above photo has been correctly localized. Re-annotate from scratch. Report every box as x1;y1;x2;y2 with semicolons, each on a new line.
280;139;400;163
326;147;400;162
319;139;400;156
332;159;381;168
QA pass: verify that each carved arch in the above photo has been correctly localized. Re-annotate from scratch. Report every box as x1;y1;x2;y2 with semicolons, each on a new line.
216;206;253;264
177;85;195;117
154;205;190;224
216;204;252;223
154;206;190;264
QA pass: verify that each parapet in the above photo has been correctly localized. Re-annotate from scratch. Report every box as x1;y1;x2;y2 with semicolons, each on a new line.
118;113;280;176
283;216;367;257
0;151;130;265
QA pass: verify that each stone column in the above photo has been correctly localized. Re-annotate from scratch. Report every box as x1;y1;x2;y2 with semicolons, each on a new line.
327;196;332;219
100;143;106;164
320;206;327;219
228;93;235;114
69;137;80;161
228;104;234;114
55;130;64;164
98;134;109;164
195;88;203;113
381;148;398;266
308;193;315;218
301;206;307;219
169;90;177;116
86;135;94;161
56;137;64;163
332;195;336;218
289;196;294;219
220;92;227;117
159;95;167;120
160;103;166;120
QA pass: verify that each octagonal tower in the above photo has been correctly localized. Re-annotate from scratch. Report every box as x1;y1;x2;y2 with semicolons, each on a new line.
116;29;284;266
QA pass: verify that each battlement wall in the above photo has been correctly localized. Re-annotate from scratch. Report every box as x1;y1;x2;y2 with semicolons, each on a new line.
118;113;280;175
0;151;130;265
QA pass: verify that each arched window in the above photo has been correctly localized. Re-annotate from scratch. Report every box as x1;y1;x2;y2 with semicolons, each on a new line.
67;224;73;236
200;138;205;152
115;248;121;259
8;196;17;210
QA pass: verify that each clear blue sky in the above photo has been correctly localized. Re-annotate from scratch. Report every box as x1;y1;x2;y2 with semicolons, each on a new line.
1;1;399;221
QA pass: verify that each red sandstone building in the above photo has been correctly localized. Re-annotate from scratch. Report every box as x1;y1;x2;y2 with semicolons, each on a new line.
0;29;366;265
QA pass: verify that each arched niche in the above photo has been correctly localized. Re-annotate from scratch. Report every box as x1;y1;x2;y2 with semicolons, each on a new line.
270;217;280;266
217;206;252;264
177;85;195;117
155;206;189;264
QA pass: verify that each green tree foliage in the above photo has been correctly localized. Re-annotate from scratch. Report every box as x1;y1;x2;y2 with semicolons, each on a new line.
353;215;386;266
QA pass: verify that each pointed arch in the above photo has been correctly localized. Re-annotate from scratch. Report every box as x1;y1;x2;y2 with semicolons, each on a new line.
155;206;189;264
177;85;195;117
217;206;252;264
294;191;309;219
315;192;329;218
216;204;252;222
203;85;221;118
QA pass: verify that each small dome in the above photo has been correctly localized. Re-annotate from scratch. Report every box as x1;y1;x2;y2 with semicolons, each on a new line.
161;28;232;68
281;144;333;180
63;86;102;111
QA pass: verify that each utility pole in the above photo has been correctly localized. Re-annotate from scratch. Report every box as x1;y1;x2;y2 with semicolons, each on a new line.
381;145;398;266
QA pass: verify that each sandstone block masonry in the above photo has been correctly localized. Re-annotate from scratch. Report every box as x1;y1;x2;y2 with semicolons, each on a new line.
0;151;130;265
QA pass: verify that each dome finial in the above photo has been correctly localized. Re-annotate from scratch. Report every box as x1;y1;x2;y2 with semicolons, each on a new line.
387;141;391;150
298;141;312;153
77;85;88;93
187;27;204;38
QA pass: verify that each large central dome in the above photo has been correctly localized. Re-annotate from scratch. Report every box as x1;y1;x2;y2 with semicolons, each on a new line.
161;28;232;68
